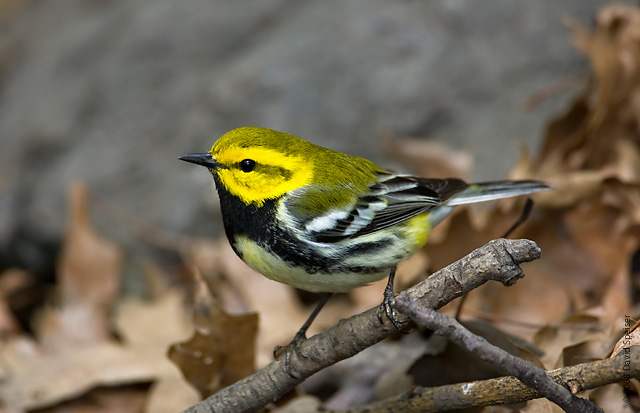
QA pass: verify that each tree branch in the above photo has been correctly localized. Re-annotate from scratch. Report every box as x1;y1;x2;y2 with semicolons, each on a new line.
182;238;541;413
338;346;639;412
392;293;603;413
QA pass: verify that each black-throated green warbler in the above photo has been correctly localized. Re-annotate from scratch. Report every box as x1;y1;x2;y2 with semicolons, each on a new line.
180;127;548;371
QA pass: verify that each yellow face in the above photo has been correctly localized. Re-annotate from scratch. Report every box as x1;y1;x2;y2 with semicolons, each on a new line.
204;126;379;209
211;145;313;207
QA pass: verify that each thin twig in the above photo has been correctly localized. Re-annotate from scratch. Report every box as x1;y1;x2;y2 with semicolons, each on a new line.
182;238;541;413
392;293;603;413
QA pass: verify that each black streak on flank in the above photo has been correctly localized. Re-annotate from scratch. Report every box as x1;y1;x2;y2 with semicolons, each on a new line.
213;177;389;275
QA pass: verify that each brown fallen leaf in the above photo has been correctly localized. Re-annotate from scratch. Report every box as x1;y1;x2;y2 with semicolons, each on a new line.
0;338;178;411
114;288;193;349
0;184;199;412
611;329;640;360
34;385;150;413
145;377;201;413
59;183;122;310
185;238;310;367
587;383;636;413
168;269;258;398
34;183;123;351
533;315;608;370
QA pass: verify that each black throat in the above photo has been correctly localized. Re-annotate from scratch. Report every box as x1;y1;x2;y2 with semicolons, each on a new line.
213;175;279;245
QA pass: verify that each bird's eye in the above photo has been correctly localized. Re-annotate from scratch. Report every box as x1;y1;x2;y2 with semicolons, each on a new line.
239;159;256;173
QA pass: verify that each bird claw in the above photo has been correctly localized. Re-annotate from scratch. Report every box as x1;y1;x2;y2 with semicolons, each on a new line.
273;331;307;377
273;293;333;378
377;269;412;333
377;292;412;333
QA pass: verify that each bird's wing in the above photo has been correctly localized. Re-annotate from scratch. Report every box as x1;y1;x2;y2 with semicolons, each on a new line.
287;173;469;242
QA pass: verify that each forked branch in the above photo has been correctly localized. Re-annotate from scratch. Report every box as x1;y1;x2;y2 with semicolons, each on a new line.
392;293;603;412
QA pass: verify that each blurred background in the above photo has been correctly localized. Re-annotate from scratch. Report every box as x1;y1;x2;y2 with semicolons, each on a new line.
0;0;612;252
0;1;638;412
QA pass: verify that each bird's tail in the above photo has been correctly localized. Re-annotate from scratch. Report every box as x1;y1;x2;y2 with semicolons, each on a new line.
428;180;549;228
446;180;550;206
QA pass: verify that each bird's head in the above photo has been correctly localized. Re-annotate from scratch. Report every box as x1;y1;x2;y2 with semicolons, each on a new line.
179;127;315;206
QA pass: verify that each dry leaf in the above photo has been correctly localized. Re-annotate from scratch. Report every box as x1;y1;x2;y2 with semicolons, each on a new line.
114;289;193;348
59;183;122;310
611;330;640;360
35;183;123;351
34;385;149;413
145;377;201;413
168;269;258;398
588;383;635;413
0;339;178;411
0;184;194;411
186;238;309;367
533;316;608;370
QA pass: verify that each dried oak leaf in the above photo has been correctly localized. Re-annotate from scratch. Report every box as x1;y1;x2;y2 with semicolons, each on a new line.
168;270;258;398
477;4;640;353
33;385;150;413
611;328;640;359
59;183;122;309
184;238;308;367
145;378;201;413
0;337;178;411
35;183;123;351
0;184;195;412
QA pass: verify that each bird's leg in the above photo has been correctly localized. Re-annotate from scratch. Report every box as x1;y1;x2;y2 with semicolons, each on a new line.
501;198;534;238
274;292;333;377
454;199;535;321
377;266;411;333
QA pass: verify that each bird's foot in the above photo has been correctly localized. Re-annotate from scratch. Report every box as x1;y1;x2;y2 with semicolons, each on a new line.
376;278;412;333
273;330;307;377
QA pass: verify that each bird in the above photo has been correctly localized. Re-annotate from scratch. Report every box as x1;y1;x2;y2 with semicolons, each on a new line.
179;126;548;373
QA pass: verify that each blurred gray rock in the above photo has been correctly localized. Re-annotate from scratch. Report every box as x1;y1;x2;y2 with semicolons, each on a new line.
0;0;618;267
